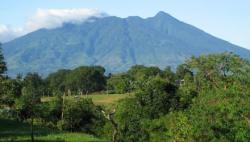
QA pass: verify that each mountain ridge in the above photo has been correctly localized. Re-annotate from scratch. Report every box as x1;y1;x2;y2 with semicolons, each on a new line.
3;11;250;76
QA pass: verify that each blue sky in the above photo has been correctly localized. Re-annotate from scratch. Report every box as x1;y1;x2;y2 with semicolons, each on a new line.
1;0;250;49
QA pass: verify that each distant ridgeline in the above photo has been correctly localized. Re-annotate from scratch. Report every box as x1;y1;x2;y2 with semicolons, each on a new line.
3;11;250;76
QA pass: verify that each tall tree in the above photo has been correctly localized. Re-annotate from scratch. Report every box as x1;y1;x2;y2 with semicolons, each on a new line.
0;43;7;105
0;43;7;76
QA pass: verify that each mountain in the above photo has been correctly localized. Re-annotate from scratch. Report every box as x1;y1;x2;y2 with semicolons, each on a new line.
2;11;250;76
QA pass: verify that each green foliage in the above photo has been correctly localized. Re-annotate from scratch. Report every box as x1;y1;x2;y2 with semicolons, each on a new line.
107;73;132;94
176;63;193;80
185;53;250;91
0;78;22;107
57;98;105;135
47;66;106;95
0;43;7;76
0;118;109;142
39;94;63;127
65;66;106;94
115;98;149;142
0;43;8;106
195;88;250;141
112;53;250;142
153;88;250;142
137;53;250;142
15;73;44;120
113;76;178;142
1;52;250;142
15;86;41;120
107;65;163;94
144;112;194;142
162;66;176;83
128;65;162;81
46;69;70;93
136;76;178;119
22;73;46;96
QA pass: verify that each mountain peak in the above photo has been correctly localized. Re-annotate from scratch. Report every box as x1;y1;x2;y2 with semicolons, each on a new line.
155;11;172;17
3;11;250;77
153;11;177;22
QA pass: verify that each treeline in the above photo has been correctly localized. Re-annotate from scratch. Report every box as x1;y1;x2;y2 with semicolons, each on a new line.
46;66;106;95
1;41;250;142
46;65;175;96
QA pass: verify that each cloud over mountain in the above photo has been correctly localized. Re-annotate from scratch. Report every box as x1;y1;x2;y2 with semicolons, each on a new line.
3;11;250;76
0;8;106;42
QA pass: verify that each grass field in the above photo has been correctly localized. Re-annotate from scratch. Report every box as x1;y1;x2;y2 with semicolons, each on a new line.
41;93;133;105
0;118;109;142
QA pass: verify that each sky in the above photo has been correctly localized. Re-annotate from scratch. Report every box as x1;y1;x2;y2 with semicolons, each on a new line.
0;0;250;49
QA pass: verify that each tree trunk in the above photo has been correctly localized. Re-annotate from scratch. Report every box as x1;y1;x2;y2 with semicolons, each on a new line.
61;92;65;120
110;119;118;142
31;116;34;142
85;90;88;97
101;110;118;142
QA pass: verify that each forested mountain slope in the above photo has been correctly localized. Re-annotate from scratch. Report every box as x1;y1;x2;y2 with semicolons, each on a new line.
3;11;250;76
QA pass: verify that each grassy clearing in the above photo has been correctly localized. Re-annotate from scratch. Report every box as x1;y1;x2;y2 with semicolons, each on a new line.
42;93;134;105
0;118;108;142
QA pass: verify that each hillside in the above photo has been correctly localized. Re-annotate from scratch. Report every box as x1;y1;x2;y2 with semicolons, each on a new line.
3;11;250;76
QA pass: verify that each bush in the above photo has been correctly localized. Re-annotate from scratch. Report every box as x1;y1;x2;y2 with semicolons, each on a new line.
58;98;106;135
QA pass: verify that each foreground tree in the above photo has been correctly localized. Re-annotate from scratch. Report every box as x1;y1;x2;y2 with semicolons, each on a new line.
0;43;7;77
0;78;22;107
57;98;105;135
102;109;118;142
185;52;250;91
136;76;178;119
16;73;44;142
113;76;178;142
0;43;8;106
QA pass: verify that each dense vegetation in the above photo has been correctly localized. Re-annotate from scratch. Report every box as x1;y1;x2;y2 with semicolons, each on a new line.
1;42;250;142
0;118;108;142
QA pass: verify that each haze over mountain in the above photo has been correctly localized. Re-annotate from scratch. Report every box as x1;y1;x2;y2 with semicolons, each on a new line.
2;11;250;76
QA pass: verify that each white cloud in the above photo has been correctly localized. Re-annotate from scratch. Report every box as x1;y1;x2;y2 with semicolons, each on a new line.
0;8;106;43
0;25;23;43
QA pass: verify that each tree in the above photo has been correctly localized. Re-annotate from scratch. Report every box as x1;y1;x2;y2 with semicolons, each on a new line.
127;65;162;91
46;69;70;94
39;93;63;127
113;76;178;142
16;73;44;142
102;109;118;142
184;53;250;91
107;73;132;94
0;43;8;105
57;98;105;135
162;66;176;83
175;64;193;81
23;73;45;96
115;98;149;142
0;43;7;77
128;65;162;81
136;76;178;119
64;66;106;95
0;78;22;107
